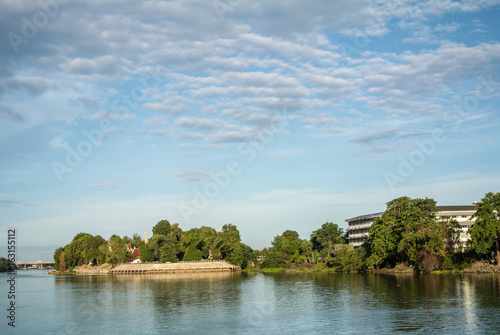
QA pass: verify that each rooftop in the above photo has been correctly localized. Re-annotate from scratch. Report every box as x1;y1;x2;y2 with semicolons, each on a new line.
346;212;383;222
436;205;477;211
346;205;477;222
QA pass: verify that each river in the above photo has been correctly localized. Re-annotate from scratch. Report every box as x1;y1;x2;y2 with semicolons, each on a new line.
1;270;499;334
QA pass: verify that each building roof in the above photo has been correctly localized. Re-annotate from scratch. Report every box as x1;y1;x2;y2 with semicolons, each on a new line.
345;212;383;222
346;205;476;222
436;205;476;211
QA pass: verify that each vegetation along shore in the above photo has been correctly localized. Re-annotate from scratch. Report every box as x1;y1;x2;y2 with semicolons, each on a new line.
47;191;500;275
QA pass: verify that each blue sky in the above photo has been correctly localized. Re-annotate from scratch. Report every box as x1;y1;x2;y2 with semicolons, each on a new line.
1;0;500;260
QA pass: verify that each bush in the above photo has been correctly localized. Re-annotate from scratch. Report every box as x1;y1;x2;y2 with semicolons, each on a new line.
292;253;307;265
183;246;202;261
160;245;178;263
260;251;286;269
329;246;366;272
417;250;442;272
442;251;475;270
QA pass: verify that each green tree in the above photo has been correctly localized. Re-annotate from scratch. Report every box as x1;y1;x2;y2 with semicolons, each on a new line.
53;247;64;271
260;251;286;269
160;245;178;263
53;233;108;269
310;222;345;253
0;257;13;272
329;245;366;272
148;235;168;261
240;243;257;269
152;220;171;236
299;239;314;263
365;216;399;269
139;245;155;262
182;226;217;260
215;224;243;265
132;233;144;248
366;196;452;271
469;192;500;264
105;235;128;265
163;223;184;260
183;245;202;261
272;230;301;261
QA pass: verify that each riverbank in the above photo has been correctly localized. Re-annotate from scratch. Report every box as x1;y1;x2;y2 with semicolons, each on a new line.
243;261;500;274
70;261;241;275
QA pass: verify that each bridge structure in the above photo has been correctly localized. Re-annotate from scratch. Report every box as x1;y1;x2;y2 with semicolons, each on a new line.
14;261;55;270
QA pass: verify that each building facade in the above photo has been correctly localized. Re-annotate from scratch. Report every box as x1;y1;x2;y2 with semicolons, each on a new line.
346;205;476;249
345;212;383;247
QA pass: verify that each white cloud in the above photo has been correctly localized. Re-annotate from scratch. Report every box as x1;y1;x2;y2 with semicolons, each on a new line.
87;110;121;121
61;55;132;77
169;169;212;183
143;116;169;126
175;116;235;131
50;136;68;148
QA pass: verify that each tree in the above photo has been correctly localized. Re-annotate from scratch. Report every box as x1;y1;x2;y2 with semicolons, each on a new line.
260;251;286;269
240;243;257;269
183;246;202;261
0;257;13;272
152;220;171;236
53;247;64;271
329;245;366;272
299;239;314;263
469;192;500;264
140;245;155;262
215;224;243;265
66;233;107;267
272;230;301;261
310;222;345;259
366;196;453;270
365;216;399;269
132;233;143;248
161;245;179;263
182;226;217;260
105;235;128;265
148;235;168;261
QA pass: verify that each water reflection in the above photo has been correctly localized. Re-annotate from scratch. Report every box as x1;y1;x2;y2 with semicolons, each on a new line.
4;270;499;334
258;272;500;334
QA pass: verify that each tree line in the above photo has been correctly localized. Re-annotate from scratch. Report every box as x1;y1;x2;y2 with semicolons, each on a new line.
53;221;256;270
53;191;500;272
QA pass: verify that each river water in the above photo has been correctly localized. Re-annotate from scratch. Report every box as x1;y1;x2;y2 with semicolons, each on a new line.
1;270;499;334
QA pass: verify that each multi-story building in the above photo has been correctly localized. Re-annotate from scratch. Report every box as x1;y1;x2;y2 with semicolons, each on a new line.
346;205;476;249
345;212;383;247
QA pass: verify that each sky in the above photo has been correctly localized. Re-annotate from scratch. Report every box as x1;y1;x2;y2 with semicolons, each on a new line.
1;0;500;261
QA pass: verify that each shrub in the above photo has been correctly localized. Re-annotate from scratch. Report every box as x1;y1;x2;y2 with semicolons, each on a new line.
260;251;286;269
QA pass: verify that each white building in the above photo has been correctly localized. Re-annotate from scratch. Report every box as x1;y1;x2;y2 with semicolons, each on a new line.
345;212;383;247
346;205;477;249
